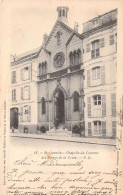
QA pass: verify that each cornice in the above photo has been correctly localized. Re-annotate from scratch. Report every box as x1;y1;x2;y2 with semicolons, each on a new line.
82;20;117;38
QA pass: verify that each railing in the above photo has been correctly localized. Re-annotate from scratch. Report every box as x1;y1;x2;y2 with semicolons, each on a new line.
38;64;83;80
69;63;81;72
37;75;47;80
50;68;68;78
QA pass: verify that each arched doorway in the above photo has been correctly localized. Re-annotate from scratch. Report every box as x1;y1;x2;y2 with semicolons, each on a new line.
10;107;18;129
54;89;65;126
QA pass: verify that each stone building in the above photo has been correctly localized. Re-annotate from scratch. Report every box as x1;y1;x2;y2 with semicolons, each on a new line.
10;7;117;138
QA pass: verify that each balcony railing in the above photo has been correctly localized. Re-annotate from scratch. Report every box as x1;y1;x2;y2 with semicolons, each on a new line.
37;64;83;81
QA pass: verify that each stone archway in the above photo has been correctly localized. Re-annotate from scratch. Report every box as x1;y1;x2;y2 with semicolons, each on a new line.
54;89;65;126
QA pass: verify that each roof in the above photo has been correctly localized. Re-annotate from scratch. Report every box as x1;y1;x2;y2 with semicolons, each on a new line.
66;31;83;46
45;19;74;47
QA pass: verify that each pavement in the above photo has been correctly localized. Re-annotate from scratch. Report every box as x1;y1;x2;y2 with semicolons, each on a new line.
10;129;116;146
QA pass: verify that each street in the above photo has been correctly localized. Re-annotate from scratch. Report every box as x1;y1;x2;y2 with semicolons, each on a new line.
9;136;115;152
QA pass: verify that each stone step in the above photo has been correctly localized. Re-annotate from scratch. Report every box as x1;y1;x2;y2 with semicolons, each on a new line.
46;128;71;137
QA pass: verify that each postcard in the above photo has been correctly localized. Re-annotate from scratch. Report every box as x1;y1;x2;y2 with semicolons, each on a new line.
0;0;123;194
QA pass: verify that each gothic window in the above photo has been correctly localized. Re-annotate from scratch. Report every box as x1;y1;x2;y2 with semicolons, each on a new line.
42;63;45;75
93;95;101;105
73;92;79;112
74;50;78;65
69;49;81;66
63;9;65;16
77;49;81;64
42;98;46;114
44;61;47;75
39;62;47;76
39;63;42;75
69;52;74;66
59;10;61;17
91;40;100;59
55;31;62;45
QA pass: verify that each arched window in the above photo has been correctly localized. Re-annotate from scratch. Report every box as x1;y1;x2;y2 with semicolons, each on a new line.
44;61;47;75
69;52;74;66
42;63;44;75
39;63;42;75
59;10;61;17
73;92;79;112
42;98;46;114
77;49;81;64
63;9;65;16
41;62;47;75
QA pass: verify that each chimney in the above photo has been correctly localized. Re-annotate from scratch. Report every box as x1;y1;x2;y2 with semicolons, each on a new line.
57;6;69;24
74;22;79;32
43;33;48;46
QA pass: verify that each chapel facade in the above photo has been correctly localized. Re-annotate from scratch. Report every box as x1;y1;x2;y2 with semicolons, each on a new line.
10;7;117;138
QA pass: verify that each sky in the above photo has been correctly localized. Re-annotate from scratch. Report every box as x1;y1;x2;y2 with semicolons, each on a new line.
0;0;122;99
0;0;119;55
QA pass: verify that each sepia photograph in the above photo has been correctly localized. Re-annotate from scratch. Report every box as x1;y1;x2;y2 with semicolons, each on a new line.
0;0;123;194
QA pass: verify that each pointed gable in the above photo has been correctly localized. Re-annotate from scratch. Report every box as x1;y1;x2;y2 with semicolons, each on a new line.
45;19;73;52
38;46;51;64
66;32;83;46
38;46;51;57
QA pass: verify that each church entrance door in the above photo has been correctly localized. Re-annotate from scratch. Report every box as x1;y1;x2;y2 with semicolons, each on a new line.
54;90;65;126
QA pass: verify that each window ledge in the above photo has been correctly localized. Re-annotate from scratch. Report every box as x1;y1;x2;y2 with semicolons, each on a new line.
12;100;17;102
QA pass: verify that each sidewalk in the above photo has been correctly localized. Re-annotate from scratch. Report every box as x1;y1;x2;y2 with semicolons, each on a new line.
10;130;116;146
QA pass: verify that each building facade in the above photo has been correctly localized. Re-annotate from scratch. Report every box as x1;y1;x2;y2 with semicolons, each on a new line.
10;7;117;138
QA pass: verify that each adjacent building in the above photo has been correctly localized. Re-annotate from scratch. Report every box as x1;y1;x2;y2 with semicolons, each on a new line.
10;7;117;138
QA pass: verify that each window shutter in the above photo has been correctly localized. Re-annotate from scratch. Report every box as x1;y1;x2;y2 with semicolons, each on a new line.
112;121;116;138
20;107;23;122
88;122;92;136
21;87;23;100
102;121;106;135
11;72;13;83
87;70;90;87
87;97;91;117
14;71;16;83
28;106;31;122
14;89;16;101
21;69;23;81
29;86;31;99
100;38;105;48
111;94;116;117
102;95;106;116
86;43;90;52
109;35;114;45
101;66;105;84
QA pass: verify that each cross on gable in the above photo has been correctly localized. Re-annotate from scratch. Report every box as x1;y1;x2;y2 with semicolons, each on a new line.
55;31;62;45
